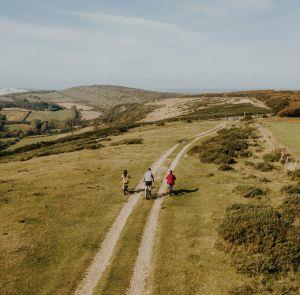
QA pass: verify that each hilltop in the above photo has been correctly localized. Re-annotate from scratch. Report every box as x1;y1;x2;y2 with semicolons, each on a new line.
0;85;181;109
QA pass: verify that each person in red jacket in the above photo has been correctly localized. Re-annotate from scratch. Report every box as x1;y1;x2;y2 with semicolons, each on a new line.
166;170;176;196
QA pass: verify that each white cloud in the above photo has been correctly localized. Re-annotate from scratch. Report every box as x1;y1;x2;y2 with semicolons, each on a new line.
186;0;274;16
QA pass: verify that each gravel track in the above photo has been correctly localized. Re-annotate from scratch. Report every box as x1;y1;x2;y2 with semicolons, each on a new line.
127;124;224;295
74;144;179;295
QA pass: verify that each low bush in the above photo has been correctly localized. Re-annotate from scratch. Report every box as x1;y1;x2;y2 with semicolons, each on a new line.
219;204;287;251
263;151;281;162
218;164;234;171
260;177;271;183
281;182;300;195
230;277;299;295
234;185;265;199
287;170;300;180
255;162;274;172
177;138;189;143
218;204;300;276
111;138;143;146
189;127;253;165
244;161;255;167
278;102;300;117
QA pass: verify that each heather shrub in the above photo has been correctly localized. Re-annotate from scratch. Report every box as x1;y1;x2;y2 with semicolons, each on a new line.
189;127;253;165
218;204;299;275
281;182;300;195
263;151;281;162
234;185;266;199
218;164;234;171
111;138;143;146
255;162;274;171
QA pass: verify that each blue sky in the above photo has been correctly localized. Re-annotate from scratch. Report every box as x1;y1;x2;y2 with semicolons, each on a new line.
0;0;300;90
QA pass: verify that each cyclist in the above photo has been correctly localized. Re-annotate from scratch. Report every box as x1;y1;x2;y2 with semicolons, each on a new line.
144;168;154;199
121;170;130;195
166;170;176;196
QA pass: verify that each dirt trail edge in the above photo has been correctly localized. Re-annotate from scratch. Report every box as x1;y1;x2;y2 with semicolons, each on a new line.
75;144;179;295
127;124;225;295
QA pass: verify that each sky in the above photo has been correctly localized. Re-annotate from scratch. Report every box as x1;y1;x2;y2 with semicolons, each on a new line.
0;0;300;90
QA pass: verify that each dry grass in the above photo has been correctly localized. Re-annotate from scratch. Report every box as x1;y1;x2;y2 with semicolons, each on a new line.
0;120;220;294
26;109;72;122
152;154;248;294
152;122;299;294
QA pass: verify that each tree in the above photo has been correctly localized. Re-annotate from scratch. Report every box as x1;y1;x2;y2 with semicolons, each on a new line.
31;119;42;131
71;105;78;119
41;121;49;133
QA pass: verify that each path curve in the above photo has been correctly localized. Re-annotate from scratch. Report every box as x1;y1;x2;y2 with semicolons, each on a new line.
127;124;224;295
75;144;179;295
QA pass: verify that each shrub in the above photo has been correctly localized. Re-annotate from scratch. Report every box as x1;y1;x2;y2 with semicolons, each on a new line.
189;127;253;165
255;162;274;172
219;204;288;252
218;204;300;275
281;182;300;195
263;151;281;162
240;150;253;158
111;138;143;146
244;161;255;167
278;102;300;117
218;164;234;171
177;138;189;143
287;170;300;180
260;177;271;183
281;195;300;223
234;185;265;199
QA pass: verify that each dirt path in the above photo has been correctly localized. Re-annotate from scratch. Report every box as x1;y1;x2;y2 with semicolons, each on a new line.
74;144;179;295
127;124;225;295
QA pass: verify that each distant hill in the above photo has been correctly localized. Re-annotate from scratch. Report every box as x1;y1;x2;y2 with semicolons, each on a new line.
0;88;26;96
0;85;181;109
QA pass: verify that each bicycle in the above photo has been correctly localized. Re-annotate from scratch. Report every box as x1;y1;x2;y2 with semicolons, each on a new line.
145;182;152;200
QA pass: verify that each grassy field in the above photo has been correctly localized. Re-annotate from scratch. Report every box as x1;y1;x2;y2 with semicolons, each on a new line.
265;120;300;158
5;124;31;132
0;120;220;294
151;124;298;294
1;108;31;121
26;109;72;122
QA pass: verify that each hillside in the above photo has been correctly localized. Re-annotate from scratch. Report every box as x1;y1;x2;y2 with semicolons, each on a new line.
0;85;181;109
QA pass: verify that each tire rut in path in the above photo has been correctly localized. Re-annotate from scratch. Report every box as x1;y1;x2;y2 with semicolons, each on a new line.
127;125;224;295
75;144;179;295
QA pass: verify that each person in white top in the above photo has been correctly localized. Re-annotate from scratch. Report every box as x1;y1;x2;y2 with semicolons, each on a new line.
144;168;154;198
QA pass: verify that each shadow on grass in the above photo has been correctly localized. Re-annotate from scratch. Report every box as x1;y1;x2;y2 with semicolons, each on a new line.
173;188;199;196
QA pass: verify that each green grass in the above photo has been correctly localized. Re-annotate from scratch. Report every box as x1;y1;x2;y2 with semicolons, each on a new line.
0;120;221;295
265;121;300;158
